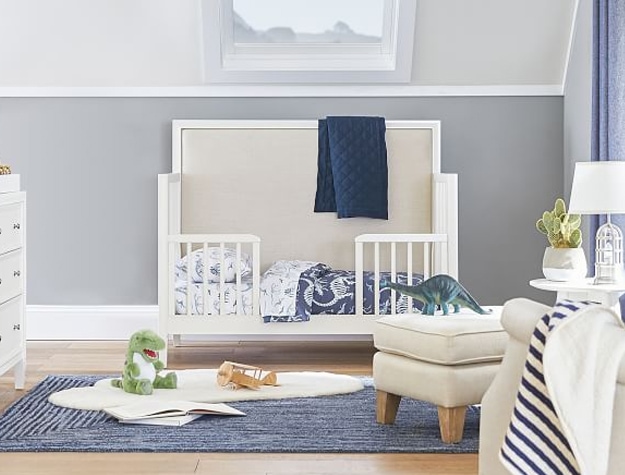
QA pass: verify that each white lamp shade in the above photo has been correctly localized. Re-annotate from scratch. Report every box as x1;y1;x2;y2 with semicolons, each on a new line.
569;161;625;214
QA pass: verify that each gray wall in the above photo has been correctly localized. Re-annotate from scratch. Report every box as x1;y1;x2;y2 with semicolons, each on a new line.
0;96;562;306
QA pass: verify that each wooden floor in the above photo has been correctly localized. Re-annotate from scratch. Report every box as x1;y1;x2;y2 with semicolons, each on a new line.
0;341;478;475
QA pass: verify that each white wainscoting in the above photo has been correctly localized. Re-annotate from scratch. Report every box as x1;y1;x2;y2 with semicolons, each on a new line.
26;306;158;340
25;306;371;341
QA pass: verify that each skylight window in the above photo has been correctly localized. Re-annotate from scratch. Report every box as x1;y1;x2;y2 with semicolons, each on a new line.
201;0;416;83
232;0;384;45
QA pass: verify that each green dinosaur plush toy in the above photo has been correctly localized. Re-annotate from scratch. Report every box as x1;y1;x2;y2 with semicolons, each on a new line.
381;274;491;316
111;329;177;395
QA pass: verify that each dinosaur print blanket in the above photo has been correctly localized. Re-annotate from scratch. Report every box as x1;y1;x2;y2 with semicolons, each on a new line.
262;260;423;323
175;259;423;320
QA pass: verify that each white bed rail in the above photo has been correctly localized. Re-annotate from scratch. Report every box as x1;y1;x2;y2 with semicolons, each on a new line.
167;234;261;317
354;233;449;316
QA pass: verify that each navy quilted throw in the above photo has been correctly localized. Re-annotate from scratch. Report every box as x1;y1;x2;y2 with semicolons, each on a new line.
314;116;388;219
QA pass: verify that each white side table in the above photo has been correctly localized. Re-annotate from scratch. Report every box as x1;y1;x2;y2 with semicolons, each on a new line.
529;278;625;314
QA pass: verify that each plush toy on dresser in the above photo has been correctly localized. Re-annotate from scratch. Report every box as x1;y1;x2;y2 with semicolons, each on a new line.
111;329;177;395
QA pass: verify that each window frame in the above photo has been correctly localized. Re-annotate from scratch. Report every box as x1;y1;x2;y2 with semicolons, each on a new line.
201;0;417;83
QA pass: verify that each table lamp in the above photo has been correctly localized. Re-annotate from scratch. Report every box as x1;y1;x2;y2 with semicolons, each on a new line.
569;161;625;284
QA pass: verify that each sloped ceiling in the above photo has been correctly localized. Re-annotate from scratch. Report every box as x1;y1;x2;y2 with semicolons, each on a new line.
0;0;576;89
414;0;576;86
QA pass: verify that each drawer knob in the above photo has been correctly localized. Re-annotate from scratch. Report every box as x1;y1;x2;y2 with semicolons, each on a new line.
13;324;20;331
13;270;20;277
13;223;20;230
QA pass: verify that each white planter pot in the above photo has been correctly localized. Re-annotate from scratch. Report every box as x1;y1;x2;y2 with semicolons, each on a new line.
542;247;588;282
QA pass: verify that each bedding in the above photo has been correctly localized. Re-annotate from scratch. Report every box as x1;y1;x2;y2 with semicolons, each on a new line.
175;258;422;320
176;247;252;283
174;278;254;315
262;261;423;323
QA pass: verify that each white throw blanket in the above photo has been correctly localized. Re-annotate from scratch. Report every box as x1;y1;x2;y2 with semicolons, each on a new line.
500;300;625;475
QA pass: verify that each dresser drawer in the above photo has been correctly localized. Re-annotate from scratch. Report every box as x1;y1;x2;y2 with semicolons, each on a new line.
0;296;23;357
0;203;23;255
0;250;22;304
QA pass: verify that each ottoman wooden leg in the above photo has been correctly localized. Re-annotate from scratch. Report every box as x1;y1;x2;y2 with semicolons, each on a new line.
437;406;467;443
376;390;402;424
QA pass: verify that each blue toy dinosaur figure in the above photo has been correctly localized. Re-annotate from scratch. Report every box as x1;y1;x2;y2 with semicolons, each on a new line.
380;274;490;316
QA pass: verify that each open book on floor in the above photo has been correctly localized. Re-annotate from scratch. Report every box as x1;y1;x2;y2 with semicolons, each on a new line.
103;400;245;427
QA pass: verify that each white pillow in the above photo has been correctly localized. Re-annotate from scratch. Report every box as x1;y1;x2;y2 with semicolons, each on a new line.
175;247;252;284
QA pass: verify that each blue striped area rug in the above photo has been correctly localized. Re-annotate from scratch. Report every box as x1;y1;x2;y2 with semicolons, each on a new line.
0;375;479;453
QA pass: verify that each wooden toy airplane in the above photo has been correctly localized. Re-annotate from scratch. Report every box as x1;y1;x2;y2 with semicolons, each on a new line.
216;361;278;390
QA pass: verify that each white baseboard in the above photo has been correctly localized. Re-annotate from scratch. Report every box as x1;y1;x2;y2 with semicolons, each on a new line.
25;305;372;342
26;305;158;340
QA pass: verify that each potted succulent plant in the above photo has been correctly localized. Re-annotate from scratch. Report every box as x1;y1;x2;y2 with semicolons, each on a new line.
536;198;587;281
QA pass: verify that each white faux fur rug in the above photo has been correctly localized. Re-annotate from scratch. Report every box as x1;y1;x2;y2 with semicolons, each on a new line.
48;369;364;411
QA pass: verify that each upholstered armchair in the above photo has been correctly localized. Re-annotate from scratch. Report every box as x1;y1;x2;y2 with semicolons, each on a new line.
479;297;625;475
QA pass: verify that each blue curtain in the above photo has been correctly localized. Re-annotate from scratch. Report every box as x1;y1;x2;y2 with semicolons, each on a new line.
593;0;625;163
592;0;625;312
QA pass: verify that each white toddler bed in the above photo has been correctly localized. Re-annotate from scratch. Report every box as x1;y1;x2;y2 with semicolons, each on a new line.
158;120;458;365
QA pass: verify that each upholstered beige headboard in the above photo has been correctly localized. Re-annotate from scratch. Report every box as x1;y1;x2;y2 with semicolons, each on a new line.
173;120;443;271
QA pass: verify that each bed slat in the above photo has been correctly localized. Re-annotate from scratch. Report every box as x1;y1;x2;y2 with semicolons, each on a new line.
219;243;226;315
390;242;397;315
203;242;209;316
235;243;242;316
374;242;380;316
186;242;192;317
355;241;364;316
252;241;260;314
407;242;413;312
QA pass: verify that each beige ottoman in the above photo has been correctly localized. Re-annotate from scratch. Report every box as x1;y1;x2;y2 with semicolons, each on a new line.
373;307;507;443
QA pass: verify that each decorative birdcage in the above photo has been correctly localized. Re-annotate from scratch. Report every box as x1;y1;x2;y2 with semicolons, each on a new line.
594;219;624;284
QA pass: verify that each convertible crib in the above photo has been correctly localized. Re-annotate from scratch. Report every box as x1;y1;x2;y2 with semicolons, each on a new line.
158;120;458;364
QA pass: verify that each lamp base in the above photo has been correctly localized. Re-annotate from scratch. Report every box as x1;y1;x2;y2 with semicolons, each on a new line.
593;263;625;285
593;217;624;284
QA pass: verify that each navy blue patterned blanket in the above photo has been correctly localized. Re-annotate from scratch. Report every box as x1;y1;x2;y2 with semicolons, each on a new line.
314;116;388;219
263;262;422;323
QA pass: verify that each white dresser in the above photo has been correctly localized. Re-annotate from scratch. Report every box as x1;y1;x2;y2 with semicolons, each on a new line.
0;191;25;389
